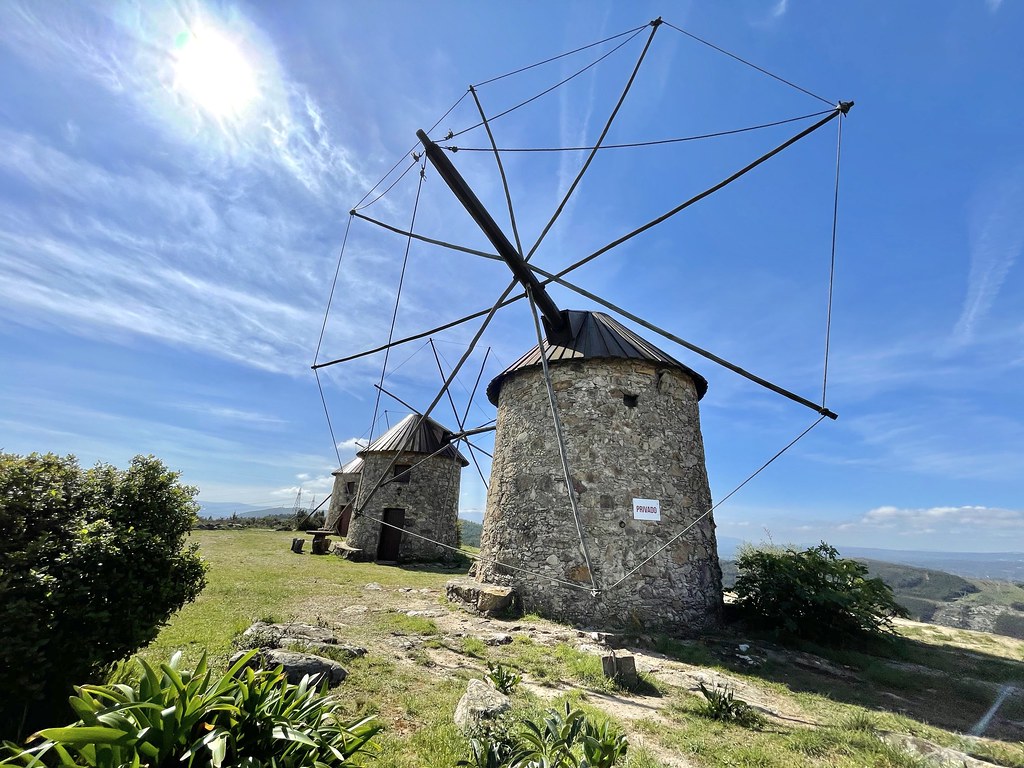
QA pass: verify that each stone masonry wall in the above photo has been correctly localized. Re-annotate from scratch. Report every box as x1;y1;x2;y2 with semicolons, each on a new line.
345;450;461;562
325;469;360;532
477;358;723;633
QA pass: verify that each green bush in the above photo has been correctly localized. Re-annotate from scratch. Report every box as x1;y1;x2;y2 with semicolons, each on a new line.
694;683;763;728
993;612;1024;640
894;595;940;622
0;453;207;739
1;651;380;767
485;663;522;696
732;542;908;646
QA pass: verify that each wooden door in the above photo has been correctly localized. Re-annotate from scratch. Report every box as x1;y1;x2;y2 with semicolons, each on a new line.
377;508;405;561
338;503;352;537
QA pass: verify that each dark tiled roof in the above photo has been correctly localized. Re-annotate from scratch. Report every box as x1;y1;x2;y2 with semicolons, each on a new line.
486;310;707;405
358;414;469;467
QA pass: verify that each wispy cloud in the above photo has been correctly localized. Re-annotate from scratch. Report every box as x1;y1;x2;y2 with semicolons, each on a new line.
952;164;1024;346
772;0;789;19
986;0;1004;13
0;2;367;195
176;403;287;426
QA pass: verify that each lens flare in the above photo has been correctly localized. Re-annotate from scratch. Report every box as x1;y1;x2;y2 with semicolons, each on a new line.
173;25;257;118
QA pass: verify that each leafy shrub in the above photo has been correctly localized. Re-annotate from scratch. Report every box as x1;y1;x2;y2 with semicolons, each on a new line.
732;542;908;646
1;651;380;767
0;453;207;739
694;683;763;728
993;611;1024;640
894;595;940;622
486;663;522;696
458;703;628;768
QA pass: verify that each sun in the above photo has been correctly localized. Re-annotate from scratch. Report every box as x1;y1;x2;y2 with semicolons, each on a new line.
173;25;257;118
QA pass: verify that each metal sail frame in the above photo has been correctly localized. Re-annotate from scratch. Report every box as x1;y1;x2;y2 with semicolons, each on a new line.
312;17;850;593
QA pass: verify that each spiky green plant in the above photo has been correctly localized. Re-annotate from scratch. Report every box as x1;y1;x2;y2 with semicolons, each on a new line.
1;651;380;767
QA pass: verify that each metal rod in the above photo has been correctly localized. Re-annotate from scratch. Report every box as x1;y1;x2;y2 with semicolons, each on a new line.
351;211;502;262
526;264;837;420
449;424;497;440
373;383;421;416
525;17;662;262
461;347;491;427
430;339;489;491
417;128;566;333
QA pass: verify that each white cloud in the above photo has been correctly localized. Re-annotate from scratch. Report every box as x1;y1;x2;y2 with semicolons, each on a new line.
986;0;1003;12
857;505;1024;531
772;0;789;19
335;437;366;456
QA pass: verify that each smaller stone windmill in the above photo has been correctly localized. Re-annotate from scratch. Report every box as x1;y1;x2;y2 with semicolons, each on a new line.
343;413;468;563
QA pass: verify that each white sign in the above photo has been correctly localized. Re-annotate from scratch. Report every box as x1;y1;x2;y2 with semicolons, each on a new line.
632;498;661;521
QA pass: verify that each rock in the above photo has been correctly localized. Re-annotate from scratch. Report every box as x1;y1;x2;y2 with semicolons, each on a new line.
738;643;750;652
240;621;284;648
454;679;511;735
277;622;337;644
364;582;383;591
279;638;367;658
477;586;515;616
228;649;347;687
486;633;513;646
264;650;347;686
600;652;639;688
240;621;337;649
446;578;516;617
878;732;995;767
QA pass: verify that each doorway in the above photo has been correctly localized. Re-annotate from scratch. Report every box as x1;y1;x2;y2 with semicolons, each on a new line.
377;508;405;561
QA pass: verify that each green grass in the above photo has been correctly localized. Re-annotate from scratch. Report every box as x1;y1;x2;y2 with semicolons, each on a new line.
141;530;452;666
136;530;1024;768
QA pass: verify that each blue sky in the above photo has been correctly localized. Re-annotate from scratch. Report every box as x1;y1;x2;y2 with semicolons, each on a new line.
1;2;1021;552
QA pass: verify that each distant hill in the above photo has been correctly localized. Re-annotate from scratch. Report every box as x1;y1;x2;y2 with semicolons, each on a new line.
716;538;1024;582
198;501;260;518
198;503;311;520
460;518;482;548
835;546;1024;582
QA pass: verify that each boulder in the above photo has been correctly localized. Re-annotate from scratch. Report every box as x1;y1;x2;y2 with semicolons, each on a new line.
454;679;511;735
447;578;516;617
230;649;347;687
279;638;367;658
240;621;336;649
878;732;995;768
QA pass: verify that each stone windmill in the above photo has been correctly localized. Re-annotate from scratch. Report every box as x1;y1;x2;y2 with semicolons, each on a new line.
313;18;849;633
478;310;721;631
343;413;468;563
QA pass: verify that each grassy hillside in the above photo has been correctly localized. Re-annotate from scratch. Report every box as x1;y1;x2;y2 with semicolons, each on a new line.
128;531;1024;768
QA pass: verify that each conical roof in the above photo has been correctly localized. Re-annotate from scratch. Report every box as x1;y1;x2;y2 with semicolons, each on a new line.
340;456;364;474
487;310;707;405
358;413;469;467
